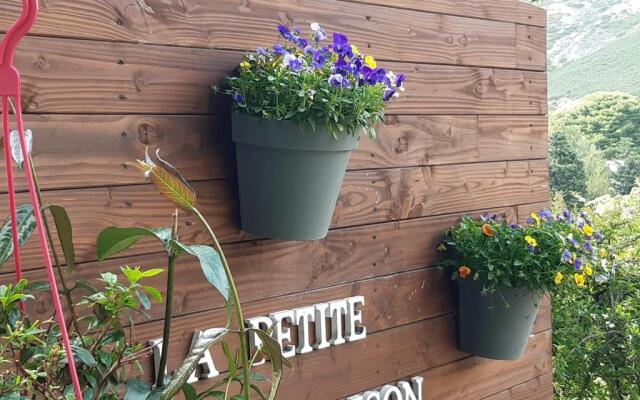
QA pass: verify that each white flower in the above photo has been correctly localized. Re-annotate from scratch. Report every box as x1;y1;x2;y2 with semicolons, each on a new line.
310;22;321;32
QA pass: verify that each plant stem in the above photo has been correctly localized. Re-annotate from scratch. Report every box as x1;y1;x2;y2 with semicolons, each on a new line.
191;207;251;399
156;210;179;387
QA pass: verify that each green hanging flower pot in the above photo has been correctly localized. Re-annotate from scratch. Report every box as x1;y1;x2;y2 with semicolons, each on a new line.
457;279;542;360
232;114;360;240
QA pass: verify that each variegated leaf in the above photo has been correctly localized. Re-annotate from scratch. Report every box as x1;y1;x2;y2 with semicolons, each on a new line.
132;148;197;211
10;129;33;170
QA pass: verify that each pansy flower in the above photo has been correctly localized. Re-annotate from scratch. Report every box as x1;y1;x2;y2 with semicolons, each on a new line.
584;242;594;254
232;93;245;105
329;32;353;58
554;272;564;285
482;223;495;237
328;73;351;88
278;25;295;41
310;22;327;42
561;249;572;263
574;257;584;271
458;265;472;279
574;273;586;287
283;53;303;71
273;43;286;55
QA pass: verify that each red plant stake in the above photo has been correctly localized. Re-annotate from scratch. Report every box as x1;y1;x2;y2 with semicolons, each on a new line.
0;1;83;398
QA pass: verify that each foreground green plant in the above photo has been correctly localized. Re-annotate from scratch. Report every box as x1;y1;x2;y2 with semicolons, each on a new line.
553;184;640;399
0;146;288;399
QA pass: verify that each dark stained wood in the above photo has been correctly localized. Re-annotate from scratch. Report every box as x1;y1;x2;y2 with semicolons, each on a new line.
481;373;553;400
21;209;509;322
2;35;547;115
343;0;546;27
420;330;552;399
352;115;548;170
1;160;545;270
0;114;546;192
0;114;233;192
384;62;547;115
0;0;550;395
517;25;547;71
0;0;532;69
334;160;549;226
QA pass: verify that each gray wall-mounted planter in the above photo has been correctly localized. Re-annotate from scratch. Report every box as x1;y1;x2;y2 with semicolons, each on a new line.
458;279;542;360
232;114;359;240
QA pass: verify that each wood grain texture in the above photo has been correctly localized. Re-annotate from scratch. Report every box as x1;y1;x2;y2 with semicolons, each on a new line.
343;0;547;27
352;115;548;170
0;160;545;270
4;35;547;114
0;0;531;69
0;114;233;192
0;114;547;192
517;25;547;71
420;330;552;400
384;62;547;115
481;373;553;400
12;207;515;322
334;160;549;226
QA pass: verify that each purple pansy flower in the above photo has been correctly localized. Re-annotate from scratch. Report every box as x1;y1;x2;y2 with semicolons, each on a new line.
561;249;572;263
570;238;580;248
256;47;268;55
273;43;286;55
278;25;295;41
563;210;573;223
311;23;327;42
383;87;396;101
283;53;303;71
509;224;523;229
395;73;406;88
594;231;604;242
584;242;594;254
539;209;552;221
330;32;353;58
233;93;245;105
574;257;584;271
528;244;536;255
328;73;351;88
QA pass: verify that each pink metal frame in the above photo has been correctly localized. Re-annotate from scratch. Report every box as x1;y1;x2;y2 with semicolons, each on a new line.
1;1;83;398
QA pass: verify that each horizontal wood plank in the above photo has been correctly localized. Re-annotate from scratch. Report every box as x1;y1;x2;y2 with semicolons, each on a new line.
342;0;547;27
3;35;547;114
333;160;549;226
0;0;542;70
481;372;553;400
0;114;547;192
420;330;552;399
0;160;546;270
384;62;547;115
12;207;515;321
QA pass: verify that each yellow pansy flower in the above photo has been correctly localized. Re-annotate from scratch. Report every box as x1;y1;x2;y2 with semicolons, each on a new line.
240;61;251;70
525;235;538;247
351;44;360;55
599;248;607;258
574;273;586;287
554;272;564;285
530;212;540;225
582;224;594;236
584;265;593;276
364;55;377;69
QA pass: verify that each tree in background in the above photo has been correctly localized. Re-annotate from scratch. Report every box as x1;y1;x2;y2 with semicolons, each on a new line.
550;92;640;199
549;127;588;204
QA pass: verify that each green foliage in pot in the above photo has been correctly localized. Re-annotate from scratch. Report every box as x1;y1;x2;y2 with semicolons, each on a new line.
219;24;405;139
441;210;607;296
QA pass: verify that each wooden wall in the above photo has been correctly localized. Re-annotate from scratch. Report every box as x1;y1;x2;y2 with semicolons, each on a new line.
0;0;550;398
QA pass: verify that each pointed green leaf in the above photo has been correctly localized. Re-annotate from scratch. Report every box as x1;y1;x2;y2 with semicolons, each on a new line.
0;204;36;268
43;205;75;271
71;345;97;367
141;285;163;303
160;328;228;400
96;227;171;263
170;241;229;301
248;329;293;400
136;289;151;310
182;384;198;400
